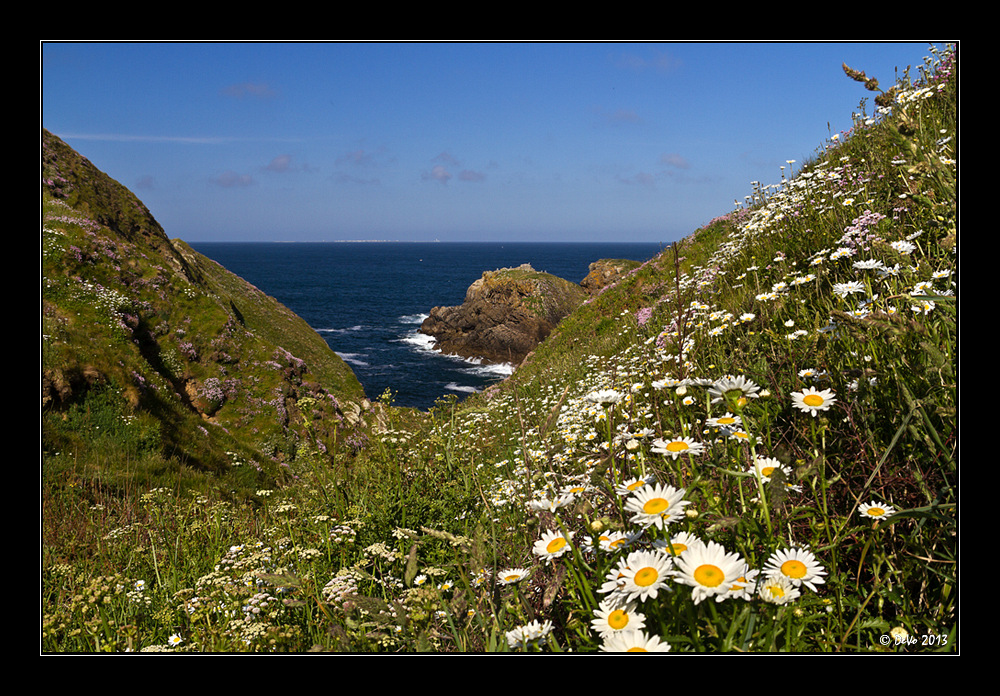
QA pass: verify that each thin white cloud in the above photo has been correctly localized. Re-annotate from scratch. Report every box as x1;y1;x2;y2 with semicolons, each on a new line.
215;170;254;188
58;133;233;145
265;154;293;173
659;153;691;169
458;170;486;182
57;132;301;145
221;82;278;100
611;50;682;74
422;164;452;184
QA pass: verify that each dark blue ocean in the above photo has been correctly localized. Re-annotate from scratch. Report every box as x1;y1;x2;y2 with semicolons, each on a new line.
191;242;663;410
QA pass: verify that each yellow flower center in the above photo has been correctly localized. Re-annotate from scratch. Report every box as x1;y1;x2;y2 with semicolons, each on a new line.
803;394;825;407
761;466;775;477
718;416;736;425
694;563;724;587
634;566;659;587
730;575;747;591
642;497;669;515
627;480;645;491
608;609;630;630
768;584;785;599
626;646;648;652
609;538;627;549
781;559;807;579
503;574;520;582
666;441;689;452
669;543;687;555
546;537;567;554
869;507;885;517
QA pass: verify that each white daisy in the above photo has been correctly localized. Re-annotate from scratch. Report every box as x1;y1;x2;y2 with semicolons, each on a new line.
708;375;761;406
618;550;675;602
497;568;531;585
751;455;792;483
721;565;759;602
757;575;801;605
651;436;705;460
763;546;827;592
673;541;746;605
790;387;837;417
706;412;742;429
506;619;553;650
585;389;624;407
615;475;654;497
590;598;647;638
532;529;573;562
600;629;671;652
858;500;897;520
833;280;866;297
655;530;704;559
625;483;690;530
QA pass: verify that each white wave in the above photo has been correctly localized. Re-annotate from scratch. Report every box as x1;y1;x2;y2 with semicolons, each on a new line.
462;361;515;377
336;352;370;367
318;325;363;334
398;313;429;324
398;329;438;352
445;382;480;394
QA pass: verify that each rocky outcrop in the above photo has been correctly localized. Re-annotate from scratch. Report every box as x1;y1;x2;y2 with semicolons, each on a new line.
581;258;643;294
420;264;587;366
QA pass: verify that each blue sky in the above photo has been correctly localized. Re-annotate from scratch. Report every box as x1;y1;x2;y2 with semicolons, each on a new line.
42;41;945;244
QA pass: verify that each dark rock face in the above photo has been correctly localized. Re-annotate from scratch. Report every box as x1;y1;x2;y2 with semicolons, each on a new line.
419;263;586;366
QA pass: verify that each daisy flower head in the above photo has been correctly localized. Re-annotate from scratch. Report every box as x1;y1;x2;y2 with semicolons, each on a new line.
706;412;742;429
790;387;837;417
858;500;897;520
655;530;704;559
722;565;760;602
585;389;624;407
615;475;654;497
651;436;705;460
168;633;184;647
625;483;690;530
890;239;917;255
591;598;647;638
497;567;531;585
596;529;638;553
833;280;866;297
506;619;553;650
708;375;761;408
532;529;573;563
619;549;675;602
763;546;827;592
600;629;671;653
751;456;792;483
757;574;801;605
673;540;746;605
527;493;576;513
597;556;633;604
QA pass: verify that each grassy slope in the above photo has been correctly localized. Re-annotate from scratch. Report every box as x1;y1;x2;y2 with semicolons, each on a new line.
41;46;957;653
42;128;368;527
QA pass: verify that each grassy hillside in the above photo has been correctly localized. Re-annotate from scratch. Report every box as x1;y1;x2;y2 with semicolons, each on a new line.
42;128;372;568
41;45;957;653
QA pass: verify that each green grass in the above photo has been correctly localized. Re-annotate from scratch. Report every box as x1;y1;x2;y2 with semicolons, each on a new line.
41;45;957;653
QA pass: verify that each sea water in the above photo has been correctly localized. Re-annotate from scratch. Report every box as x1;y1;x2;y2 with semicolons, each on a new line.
191;241;663;410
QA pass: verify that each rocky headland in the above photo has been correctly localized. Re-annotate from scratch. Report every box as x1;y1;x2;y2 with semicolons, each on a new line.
419;263;589;367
